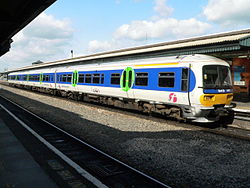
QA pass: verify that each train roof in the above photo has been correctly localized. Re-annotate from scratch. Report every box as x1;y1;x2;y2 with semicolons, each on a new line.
8;54;229;75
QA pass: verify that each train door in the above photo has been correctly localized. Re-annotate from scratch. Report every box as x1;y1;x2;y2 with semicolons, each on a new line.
39;73;43;85
120;67;135;98
71;70;78;91
54;71;57;88
181;67;191;106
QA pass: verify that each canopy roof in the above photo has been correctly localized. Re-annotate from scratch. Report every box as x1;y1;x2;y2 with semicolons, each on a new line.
0;0;56;57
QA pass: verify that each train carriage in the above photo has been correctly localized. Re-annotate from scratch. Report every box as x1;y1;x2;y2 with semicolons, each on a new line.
7;54;235;124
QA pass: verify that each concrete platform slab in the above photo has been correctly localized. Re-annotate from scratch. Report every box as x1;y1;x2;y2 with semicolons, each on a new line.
0;118;58;188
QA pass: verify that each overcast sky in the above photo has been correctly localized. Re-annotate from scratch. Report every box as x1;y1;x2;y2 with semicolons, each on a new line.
1;0;250;71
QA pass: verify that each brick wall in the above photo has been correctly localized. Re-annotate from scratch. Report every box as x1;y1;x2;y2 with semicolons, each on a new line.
232;58;250;96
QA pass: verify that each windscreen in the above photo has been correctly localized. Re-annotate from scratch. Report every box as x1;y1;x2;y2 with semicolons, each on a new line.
203;65;232;89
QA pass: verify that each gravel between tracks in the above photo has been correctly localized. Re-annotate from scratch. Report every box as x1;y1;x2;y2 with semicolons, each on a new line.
0;85;250;188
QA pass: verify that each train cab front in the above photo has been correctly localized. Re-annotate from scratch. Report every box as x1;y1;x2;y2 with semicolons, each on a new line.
193;64;236;124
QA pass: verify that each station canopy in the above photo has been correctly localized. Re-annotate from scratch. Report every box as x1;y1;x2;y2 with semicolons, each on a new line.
0;0;56;57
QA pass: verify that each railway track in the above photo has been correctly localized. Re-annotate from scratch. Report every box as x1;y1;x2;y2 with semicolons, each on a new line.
234;108;250;121
0;95;171;188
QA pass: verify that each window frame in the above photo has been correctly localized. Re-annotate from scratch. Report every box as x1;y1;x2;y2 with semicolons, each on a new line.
78;73;85;83
111;73;120;85
85;74;92;83
135;72;148;86
158;72;175;88
93;73;100;84
181;68;189;92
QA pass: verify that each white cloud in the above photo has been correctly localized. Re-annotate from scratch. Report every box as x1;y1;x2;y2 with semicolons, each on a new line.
203;0;250;25
114;18;211;41
86;0;211;54
88;17;211;54
154;0;173;17
24;13;73;39
0;13;74;71
87;38;148;54
87;40;114;53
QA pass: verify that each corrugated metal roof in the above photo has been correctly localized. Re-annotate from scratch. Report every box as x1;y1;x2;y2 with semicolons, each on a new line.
6;29;250;73
239;36;250;46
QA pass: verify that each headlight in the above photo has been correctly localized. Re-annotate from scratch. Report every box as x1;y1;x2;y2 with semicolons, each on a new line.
227;94;233;100
204;95;215;101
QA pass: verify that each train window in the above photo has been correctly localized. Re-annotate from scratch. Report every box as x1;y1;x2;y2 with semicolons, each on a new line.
158;72;175;88
181;68;189;91
23;75;27;81
78;74;85;83
29;75;39;81
101;74;104;84
61;74;72;82
43;75;50;82
203;65;232;89
93;74;100;84
122;71;126;88
16;76;20;80
111;73;120;85
128;71;133;87
85;74;91;83
67;74;72;82
135;72;148;86
62;75;67;82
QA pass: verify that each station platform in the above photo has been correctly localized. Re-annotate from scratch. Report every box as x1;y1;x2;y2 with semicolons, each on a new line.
234;101;250;112
0;115;58;188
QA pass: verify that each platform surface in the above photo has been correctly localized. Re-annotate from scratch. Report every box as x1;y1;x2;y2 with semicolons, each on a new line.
0;117;58;188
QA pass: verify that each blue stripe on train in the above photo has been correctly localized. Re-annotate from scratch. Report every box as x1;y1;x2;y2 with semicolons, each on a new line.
12;67;196;93
57;67;196;93
203;89;233;94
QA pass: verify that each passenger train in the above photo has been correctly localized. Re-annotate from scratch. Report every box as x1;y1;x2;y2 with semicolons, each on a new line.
7;54;235;124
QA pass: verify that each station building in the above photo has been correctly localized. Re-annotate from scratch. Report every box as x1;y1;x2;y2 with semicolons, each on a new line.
3;28;250;101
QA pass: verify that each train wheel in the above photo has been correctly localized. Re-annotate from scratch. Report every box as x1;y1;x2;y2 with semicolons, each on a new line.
219;109;235;126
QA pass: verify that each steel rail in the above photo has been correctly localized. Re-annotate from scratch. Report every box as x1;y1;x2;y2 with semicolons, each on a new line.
234;108;250;122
